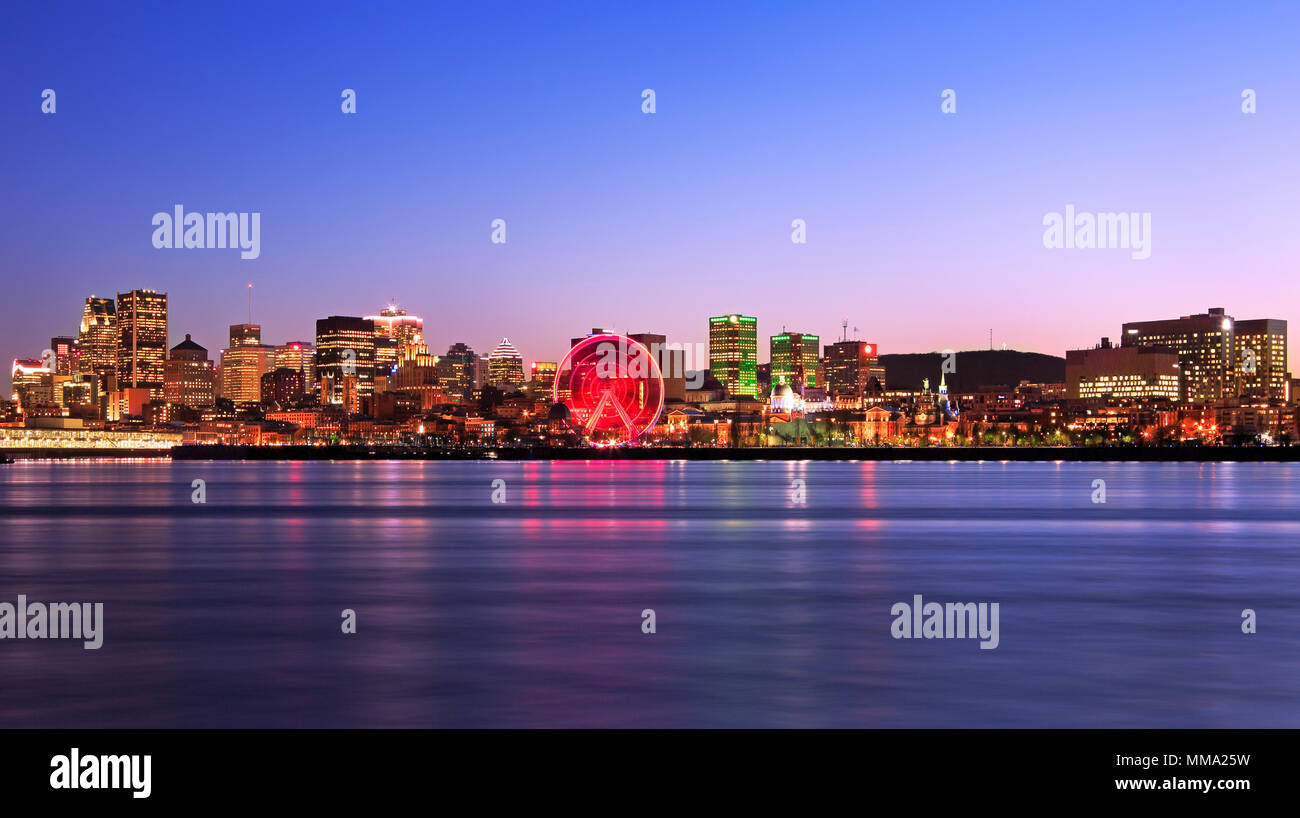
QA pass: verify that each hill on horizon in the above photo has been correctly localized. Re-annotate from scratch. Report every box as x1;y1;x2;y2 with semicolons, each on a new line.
877;350;1065;393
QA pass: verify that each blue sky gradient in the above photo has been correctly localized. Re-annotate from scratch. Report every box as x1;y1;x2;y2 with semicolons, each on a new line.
3;1;1298;392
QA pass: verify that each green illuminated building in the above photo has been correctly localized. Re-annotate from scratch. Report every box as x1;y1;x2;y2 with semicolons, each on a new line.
709;314;758;397
770;332;819;392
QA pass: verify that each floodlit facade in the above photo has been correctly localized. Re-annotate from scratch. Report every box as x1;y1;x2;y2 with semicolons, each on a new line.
77;296;117;384
1233;318;1287;400
436;343;477;403
709;314;758;397
0;425;182;449
770;332;820;392
116;289;168;399
1121;308;1233;403
1065;339;1180;402
275;342;316;388
824;340;885;403
218;324;275;404
487;338;525;388
316;316;377;406
164;334;216;408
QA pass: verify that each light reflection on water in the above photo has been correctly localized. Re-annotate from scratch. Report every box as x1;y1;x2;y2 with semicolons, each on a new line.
0;460;1297;727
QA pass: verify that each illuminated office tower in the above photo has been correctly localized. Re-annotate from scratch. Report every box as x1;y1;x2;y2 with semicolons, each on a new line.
487;338;525;388
528;361;557;392
116;289;168;399
373;335;400;380
164;334;216;408
368;307;414;383
1232;319;1287;400
708;314;758;397
1121;308;1235;403
8;362;79;412
260;367;306;406
1065;338;1180;402
77;297;117;385
219;324;276;404
275;342;316;388
436;343;477;403
367;305;425;357
389;336;444;407
316;316;376;406
10;359;48;408
60;379;93;409
228;323;261;348
824;340;884;401
770;332;820;392
50;337;80;375
392;336;438;382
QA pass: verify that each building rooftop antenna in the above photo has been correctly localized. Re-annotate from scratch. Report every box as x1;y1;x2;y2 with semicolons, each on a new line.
248;283;253;324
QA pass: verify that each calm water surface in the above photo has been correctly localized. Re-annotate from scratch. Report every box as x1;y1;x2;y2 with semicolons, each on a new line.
1;459;1297;727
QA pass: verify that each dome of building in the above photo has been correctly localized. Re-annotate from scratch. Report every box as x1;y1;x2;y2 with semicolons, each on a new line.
547;402;571;421
770;383;796;412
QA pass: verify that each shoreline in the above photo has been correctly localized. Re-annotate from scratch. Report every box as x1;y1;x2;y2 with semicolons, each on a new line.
2;445;1295;463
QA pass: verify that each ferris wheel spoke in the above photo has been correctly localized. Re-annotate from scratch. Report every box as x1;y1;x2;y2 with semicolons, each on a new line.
609;392;638;438
585;390;612;434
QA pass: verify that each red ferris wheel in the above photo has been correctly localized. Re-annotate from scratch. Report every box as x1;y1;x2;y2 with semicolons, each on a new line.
553;333;665;443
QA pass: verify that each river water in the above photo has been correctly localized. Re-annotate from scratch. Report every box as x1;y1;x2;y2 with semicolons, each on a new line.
0;459;1296;727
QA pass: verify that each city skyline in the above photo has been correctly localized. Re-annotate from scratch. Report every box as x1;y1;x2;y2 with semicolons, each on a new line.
4;287;1295;397
7;0;1300;773
3;1;1299;397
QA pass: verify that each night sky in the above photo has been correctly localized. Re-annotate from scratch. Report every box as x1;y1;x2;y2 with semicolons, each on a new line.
3;0;1298;393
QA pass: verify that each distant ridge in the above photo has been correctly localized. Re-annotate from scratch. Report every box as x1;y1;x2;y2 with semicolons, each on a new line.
878;350;1065;393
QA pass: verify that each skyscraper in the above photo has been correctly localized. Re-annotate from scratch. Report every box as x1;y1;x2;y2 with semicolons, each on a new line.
316;316;376;407
10;359;48;408
528;361;558;392
487;338;525;388
218;324;276;404
436;342;476;403
367;306;424;356
708;314;758;397
116;289;168;399
50;337;80;376
770;332;820;392
824;340;884;404
1233;319;1288;400
1121;308;1234;403
373;336;399;381
366;306;423;381
78;296;117;385
275;342;316;390
164;334;216;408
228;323;262;348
